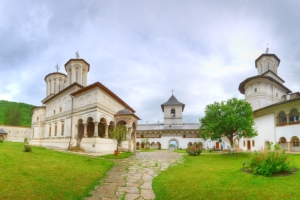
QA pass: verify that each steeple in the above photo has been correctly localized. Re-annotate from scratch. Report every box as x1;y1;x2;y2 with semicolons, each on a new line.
64;51;90;87
255;48;280;76
161;93;185;127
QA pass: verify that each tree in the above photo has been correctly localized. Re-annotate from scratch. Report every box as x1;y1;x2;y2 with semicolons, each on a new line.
199;98;257;154
4;105;22;126
110;124;128;151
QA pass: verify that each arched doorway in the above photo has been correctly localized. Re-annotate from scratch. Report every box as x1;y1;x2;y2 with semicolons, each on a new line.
98;118;106;138
77;119;84;139
279;137;287;150
169;138;179;150
157;142;161;149
87;117;94;138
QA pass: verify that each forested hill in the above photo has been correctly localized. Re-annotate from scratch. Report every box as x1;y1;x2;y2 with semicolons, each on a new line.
0;100;36;127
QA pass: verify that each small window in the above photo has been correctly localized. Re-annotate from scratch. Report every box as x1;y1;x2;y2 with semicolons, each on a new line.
60;107;62;112
243;141;245;147
276;93;278;97
252;140;255;147
171;109;176;117
49;126;51;136
254;88;257;92
36;117;39;121
53;110;55;115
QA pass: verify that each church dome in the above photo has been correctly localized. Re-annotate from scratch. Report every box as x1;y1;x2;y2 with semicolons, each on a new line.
116;108;132;115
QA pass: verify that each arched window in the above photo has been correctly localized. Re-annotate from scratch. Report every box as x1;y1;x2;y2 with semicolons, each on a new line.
289;109;299;123
171;109;176;117
278;111;286;124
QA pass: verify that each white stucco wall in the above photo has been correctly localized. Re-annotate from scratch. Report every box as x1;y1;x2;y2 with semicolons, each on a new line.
0;125;31;142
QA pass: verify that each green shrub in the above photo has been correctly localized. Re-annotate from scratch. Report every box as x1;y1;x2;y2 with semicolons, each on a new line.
24;144;32;152
0;139;3;143
247;143;293;177
158;147;161;150
186;146;201;156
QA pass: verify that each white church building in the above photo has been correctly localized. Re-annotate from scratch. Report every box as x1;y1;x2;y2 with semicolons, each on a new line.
29;50;300;153
238;50;300;152
30;55;140;153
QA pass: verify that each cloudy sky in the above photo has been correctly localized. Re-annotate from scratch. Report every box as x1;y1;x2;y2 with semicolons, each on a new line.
1;1;300;124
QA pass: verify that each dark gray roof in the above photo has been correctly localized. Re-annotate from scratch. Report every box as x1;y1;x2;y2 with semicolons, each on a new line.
137;123;200;131
116;108;132;115
0;128;7;134
161;95;185;111
255;53;280;68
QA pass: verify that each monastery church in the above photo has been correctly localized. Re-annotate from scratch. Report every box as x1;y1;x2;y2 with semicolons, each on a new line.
10;50;300;153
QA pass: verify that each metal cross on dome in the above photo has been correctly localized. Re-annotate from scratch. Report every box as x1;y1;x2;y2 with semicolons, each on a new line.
55;64;60;72
75;51;80;59
172;89;174;95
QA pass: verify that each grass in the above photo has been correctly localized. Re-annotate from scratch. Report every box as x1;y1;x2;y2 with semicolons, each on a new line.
99;152;133;159
173;149;187;153
153;153;300;200
0;142;113;200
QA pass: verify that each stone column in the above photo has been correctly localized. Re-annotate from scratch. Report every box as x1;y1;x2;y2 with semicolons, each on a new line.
94;122;99;137
287;114;290;124
134;130;136;152
105;125;108;138
288;142;291;152
83;123;87;138
128;127;132;151
276;116;279;126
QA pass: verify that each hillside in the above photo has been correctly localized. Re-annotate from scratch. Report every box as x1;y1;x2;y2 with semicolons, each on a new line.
0;100;36;127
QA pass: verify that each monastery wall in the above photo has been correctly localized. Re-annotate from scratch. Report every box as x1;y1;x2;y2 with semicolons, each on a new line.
0;125;31;142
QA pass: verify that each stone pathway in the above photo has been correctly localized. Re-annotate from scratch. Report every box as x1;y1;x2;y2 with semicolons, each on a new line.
84;150;183;200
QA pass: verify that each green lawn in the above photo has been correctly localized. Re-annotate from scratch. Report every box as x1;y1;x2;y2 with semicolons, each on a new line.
153;153;300;200
0;142;113;200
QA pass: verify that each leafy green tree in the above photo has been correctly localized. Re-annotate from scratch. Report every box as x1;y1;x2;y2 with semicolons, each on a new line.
4;105;22;126
110;124;128;151
199;98;257;154
0;100;35;126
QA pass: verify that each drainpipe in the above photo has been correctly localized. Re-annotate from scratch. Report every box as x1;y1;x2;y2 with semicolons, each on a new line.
68;95;74;149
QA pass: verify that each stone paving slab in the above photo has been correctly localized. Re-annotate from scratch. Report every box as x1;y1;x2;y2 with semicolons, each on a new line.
84;150;182;200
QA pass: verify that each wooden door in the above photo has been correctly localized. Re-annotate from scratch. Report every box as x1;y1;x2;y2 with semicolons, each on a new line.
247;141;251;150
216;142;219;149
141;143;144;148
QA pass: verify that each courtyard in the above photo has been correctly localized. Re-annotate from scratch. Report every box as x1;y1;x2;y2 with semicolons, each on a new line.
1;142;300;200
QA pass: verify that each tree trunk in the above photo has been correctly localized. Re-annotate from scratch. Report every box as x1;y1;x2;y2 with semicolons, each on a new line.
228;136;234;154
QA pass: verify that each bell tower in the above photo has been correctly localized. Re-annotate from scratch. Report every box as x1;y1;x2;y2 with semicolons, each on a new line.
161;92;185;127
64;52;90;87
